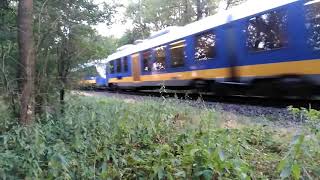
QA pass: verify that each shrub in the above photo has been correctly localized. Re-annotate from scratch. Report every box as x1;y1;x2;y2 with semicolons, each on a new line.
278;107;320;179
0;96;319;179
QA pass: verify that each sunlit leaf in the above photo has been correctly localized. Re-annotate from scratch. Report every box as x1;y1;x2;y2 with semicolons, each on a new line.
219;150;225;161
292;163;301;180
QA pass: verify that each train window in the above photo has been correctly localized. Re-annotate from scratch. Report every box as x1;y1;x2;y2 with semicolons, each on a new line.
170;40;185;67
123;56;129;72
142;50;152;71
246;10;288;52
153;46;166;71
195;32;216;61
109;61;115;74
116;59;121;73
305;0;320;51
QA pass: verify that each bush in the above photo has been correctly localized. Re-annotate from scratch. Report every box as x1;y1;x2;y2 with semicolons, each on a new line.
278;107;320;179
0;96;319;179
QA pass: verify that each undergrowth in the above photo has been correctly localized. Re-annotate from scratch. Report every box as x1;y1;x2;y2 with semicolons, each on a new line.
0;96;319;179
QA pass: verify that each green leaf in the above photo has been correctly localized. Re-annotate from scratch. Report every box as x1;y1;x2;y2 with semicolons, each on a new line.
156;167;165;180
58;154;68;166
292;163;301;180
202;170;213;180
101;162;107;172
280;165;292;179
277;159;287;172
174;171;186;178
219;150;225;161
190;148;200;156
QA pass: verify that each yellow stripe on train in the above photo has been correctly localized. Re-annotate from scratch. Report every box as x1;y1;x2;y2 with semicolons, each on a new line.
79;80;96;85
109;59;320;83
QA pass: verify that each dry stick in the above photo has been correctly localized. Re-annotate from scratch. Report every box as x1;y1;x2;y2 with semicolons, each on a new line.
0;42;18;115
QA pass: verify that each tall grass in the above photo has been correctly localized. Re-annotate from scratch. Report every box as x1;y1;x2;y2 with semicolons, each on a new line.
0;96;319;179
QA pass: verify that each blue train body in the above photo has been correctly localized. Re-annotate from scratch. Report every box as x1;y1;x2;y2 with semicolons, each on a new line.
95;76;107;87
79;62;107;89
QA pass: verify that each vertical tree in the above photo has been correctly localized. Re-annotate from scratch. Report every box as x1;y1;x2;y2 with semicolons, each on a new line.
17;0;35;125
196;0;203;20
29;0;116;114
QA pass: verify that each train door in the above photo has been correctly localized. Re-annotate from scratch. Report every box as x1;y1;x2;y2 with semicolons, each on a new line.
217;15;245;95
131;53;141;81
224;16;241;83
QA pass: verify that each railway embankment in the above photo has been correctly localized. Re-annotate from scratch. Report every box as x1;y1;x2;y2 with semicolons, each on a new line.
77;90;316;128
1;93;319;179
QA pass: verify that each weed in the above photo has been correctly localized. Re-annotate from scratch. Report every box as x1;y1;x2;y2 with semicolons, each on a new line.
0;96;319;179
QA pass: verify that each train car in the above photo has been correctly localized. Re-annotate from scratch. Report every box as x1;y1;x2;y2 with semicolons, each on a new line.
79;76;97;88
95;62;108;88
105;0;320;98
78;61;107;89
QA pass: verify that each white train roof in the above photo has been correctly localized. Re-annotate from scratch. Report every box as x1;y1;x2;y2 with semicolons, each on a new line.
106;0;298;62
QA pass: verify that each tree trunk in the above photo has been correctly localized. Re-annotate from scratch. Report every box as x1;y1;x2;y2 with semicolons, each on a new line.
17;0;35;125
196;0;202;21
57;31;71;114
225;0;238;10
183;0;191;25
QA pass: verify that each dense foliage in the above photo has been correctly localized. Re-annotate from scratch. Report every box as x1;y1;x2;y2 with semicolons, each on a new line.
0;96;319;179
119;0;246;45
0;0;118;120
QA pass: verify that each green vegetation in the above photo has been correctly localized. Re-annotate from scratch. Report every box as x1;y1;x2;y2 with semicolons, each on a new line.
120;0;247;45
2;0;318;178
1;95;319;179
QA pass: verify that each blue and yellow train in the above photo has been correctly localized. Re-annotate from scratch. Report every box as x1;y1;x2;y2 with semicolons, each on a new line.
78;62;107;89
105;0;320;98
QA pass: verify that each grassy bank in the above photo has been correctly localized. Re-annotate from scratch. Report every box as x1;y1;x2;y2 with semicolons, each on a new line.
0;95;319;179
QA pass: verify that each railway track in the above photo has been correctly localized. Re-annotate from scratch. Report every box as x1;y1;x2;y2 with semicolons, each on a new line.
90;89;320;110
